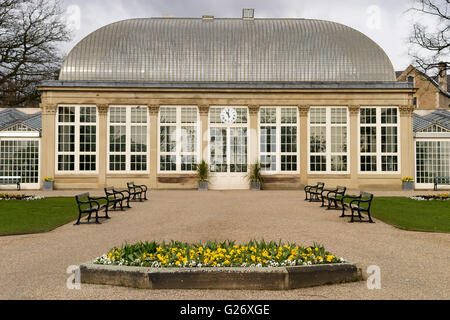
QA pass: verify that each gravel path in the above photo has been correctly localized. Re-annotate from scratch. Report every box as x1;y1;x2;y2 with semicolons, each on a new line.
0;190;448;300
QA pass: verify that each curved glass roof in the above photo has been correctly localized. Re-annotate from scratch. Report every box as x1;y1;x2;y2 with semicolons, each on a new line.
60;18;396;82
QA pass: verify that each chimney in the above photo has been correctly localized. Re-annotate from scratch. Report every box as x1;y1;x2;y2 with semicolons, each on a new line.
438;62;448;92
242;8;255;20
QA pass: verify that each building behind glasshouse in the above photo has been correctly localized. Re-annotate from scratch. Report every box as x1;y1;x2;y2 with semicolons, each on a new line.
1;9;446;190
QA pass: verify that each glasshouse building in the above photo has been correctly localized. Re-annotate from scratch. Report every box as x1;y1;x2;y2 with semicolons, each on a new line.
37;12;417;190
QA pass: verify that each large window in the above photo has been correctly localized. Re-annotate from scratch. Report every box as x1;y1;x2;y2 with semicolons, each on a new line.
259;107;298;173
108;106;148;172
159;106;199;172
416;140;450;185
308;107;348;173
57;106;97;173
359;107;399;173
0;139;40;184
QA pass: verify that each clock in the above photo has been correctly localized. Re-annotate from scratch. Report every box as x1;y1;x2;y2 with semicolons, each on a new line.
220;107;238;124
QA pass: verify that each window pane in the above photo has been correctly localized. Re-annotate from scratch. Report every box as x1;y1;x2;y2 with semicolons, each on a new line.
181;126;197;153
360;108;376;124
381;127;397;153
260;126;276;153
160;126;176;152
131;107;147;123
110;126;126;152
360;127;376;153
281;126;297;153
160;107;177;123
310;155;326;171
110;107;126;123
260;155;276;171
310;108;326;124
160;155;176;171
281;155;297;171
381;108;397;124
58;106;75;123
181;155;197;171
331;127;347;153
331;155;347;172
310;127;326;153
131;126;147;152
181;107;198;124
360;156;377;172
80;107;96;123
281;108;297;124
331;108;347;124
109;155;126;171
131;155;147;171
260;108;276;124
382;155;398;172
0;140;40;183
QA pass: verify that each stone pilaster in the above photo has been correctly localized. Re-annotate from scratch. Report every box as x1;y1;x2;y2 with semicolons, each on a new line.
40;103;58;189
148;105;159;189
97;104;109;188
348;105;360;189
399;105;415;180
248;105;260;163
298;105;309;185
198;105;210;161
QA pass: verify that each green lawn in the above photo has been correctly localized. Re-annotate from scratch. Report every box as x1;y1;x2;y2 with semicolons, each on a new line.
0;197;105;236
371;197;450;233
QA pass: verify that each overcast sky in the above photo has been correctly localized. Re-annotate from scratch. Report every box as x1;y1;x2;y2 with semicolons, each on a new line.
60;0;427;71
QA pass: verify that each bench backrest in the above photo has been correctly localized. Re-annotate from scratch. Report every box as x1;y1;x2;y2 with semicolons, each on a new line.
336;185;346;194
435;177;450;183
75;193;90;202
317;182;324;189
360;192;374;209
0;176;21;184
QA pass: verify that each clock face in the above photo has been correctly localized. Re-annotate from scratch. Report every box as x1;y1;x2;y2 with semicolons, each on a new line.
220;107;238;124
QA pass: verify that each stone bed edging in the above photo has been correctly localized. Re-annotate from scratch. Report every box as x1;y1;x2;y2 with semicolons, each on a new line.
79;261;363;290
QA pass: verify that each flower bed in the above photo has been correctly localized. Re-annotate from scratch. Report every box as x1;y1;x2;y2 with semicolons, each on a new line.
410;193;449;201
0;194;44;201
94;240;346;268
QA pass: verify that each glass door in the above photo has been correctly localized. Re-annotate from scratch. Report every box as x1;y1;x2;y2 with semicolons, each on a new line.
208;107;249;189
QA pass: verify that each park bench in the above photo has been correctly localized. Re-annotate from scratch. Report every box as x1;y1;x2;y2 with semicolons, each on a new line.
434;177;450;191
308;182;325;202
304;182;324;201
322;185;347;209
340;191;374;223
104;187;131;211
0;176;21;190
127;182;147;202
74;193;110;225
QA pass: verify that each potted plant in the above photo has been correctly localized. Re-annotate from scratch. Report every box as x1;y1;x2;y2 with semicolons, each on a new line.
401;176;414;191
196;160;209;191
246;162;263;190
42;177;54;191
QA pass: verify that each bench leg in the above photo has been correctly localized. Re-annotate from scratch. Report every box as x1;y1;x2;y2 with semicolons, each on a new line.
74;213;82;225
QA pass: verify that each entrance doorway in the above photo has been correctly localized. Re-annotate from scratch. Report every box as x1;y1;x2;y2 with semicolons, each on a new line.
208;107;249;189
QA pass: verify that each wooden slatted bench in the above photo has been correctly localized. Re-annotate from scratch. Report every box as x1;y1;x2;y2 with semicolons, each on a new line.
434;177;450;191
74;193;110;225
304;182;324;201
0;176;21;190
340;191;375;223
127;182;147;202
323;185;347;209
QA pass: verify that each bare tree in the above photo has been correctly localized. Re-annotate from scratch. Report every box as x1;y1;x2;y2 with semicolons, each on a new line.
0;0;71;107
408;0;449;77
